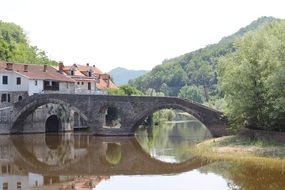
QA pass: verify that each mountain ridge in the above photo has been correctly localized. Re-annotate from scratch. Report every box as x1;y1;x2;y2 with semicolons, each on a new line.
108;67;149;86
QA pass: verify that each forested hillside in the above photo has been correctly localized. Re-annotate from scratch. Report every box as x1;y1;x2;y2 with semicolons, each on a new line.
129;17;277;101
0;20;56;65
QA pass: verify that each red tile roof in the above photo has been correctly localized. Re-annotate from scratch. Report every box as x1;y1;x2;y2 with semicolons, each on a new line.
61;63;117;90
0;61;76;83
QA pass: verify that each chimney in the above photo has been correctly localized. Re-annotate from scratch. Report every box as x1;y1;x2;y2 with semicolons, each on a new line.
86;63;89;66
43;64;47;72
24;65;28;72
106;77;110;87
59;61;64;74
6;62;13;70
93;65;95;67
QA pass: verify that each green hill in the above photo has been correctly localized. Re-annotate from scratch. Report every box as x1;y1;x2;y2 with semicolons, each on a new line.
129;16;278;99
0;20;56;65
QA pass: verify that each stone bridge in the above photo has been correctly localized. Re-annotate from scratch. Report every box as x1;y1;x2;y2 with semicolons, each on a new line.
11;94;227;136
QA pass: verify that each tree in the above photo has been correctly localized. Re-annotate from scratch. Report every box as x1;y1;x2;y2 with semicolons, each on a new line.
218;20;285;131
108;85;144;96
178;85;204;103
0;20;56;65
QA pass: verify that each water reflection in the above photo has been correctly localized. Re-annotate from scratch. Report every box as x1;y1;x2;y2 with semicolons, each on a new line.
0;119;284;189
199;161;285;190
136;113;212;163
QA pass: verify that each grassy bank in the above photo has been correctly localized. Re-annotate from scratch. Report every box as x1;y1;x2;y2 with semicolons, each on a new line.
190;136;285;171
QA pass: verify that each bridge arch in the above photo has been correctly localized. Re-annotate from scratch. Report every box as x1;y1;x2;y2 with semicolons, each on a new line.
11;97;88;134
132;103;207;131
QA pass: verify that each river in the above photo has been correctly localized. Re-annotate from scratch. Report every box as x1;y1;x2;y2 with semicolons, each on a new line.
0;114;284;190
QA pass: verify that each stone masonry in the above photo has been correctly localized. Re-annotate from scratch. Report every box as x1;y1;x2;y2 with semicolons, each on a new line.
7;94;227;136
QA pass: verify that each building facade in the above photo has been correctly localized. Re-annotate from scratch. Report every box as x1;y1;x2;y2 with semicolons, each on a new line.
0;62;76;106
59;62;117;94
0;61;117;106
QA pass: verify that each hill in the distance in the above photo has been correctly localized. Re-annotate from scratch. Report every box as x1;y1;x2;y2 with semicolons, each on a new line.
108;67;149;86
129;16;278;97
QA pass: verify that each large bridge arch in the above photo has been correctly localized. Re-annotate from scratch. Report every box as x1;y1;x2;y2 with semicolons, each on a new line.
129;98;226;137
11;96;87;133
132;103;206;129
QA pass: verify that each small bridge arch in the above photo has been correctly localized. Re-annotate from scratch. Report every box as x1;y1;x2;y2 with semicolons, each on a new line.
11;95;88;133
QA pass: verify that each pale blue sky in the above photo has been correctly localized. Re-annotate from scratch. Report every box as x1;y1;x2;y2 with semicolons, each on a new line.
0;0;285;72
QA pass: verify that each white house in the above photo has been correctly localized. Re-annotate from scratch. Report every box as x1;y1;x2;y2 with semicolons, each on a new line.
0;62;76;105
59;62;117;94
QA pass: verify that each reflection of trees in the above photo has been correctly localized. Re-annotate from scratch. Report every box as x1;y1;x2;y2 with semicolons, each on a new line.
136;112;212;162
105;143;122;165
199;161;285;190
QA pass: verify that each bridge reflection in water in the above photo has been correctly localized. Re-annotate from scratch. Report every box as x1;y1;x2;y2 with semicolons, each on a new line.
0;131;210;189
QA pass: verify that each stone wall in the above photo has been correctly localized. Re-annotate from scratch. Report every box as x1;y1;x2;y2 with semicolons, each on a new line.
0;91;28;108
0;107;12;134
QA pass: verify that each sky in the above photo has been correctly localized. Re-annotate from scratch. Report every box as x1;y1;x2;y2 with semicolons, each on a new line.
0;0;285;72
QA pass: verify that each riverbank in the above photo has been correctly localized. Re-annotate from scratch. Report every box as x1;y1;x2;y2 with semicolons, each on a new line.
191;135;285;170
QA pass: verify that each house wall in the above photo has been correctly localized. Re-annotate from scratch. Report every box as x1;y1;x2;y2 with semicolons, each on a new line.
59;82;75;94
75;81;97;94
0;71;29;92
28;80;43;95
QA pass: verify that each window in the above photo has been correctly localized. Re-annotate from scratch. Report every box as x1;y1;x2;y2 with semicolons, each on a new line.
35;80;38;86
77;82;80;85
71;70;74;75
88;82;91;90
3;183;8;190
17;182;21;190
1;94;7;102
7;94;10;102
88;71;92;77
18;96;23;101
81;82;84;85
2;76;8;84
16;77;21;85
1;165;7;173
44;80;50;86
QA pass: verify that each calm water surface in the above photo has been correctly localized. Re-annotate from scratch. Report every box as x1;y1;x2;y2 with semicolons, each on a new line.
0;116;285;190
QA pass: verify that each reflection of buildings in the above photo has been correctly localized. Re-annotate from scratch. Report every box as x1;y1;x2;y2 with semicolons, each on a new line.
0;166;108;190
0;133;206;190
30;176;110;190
0;134;108;190
0;161;28;190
